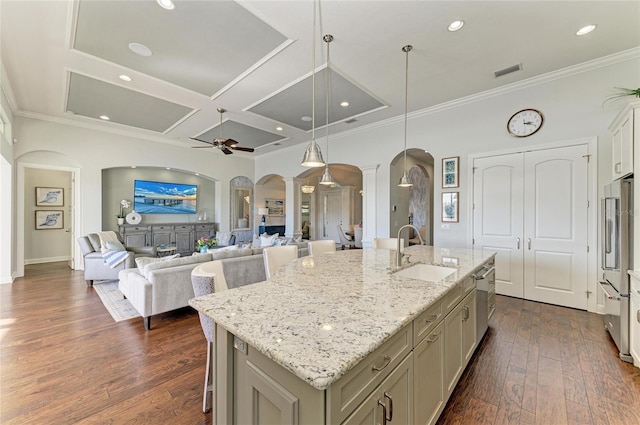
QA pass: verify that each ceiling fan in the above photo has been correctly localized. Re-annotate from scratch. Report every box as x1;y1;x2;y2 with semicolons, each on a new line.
190;108;255;155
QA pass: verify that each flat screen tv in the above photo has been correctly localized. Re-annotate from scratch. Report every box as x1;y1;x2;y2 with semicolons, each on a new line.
134;180;197;214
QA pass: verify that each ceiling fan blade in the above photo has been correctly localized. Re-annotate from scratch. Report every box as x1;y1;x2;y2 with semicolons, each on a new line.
221;147;233;155
190;137;213;145
191;146;213;149
231;146;255;153
223;138;238;147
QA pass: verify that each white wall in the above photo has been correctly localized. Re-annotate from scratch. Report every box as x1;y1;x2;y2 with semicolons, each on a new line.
1;86;15;283
255;54;640;248
12;117;253;274
24;168;71;264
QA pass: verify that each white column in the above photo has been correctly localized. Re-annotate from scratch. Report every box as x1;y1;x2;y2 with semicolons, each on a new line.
359;164;379;248
284;177;303;238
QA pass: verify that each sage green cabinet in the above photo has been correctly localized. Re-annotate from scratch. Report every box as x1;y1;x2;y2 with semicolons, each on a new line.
413;321;444;425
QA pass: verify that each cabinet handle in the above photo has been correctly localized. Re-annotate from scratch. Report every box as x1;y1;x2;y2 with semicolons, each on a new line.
462;305;469;321
426;332;441;343
517;237;520;249
615;162;621;174
425;313;438;324
527;238;531;250
637;310;640;324
384;392;393;421
378;400;388;425
372;355;391;372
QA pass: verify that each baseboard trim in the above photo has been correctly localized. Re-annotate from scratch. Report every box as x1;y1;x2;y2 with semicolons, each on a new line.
25;256;70;265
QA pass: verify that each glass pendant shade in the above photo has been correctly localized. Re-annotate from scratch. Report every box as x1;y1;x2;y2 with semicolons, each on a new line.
301;184;315;193
319;166;335;185
301;140;325;167
398;171;412;187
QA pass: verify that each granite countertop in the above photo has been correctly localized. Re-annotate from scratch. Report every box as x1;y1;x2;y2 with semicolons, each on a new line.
189;245;494;390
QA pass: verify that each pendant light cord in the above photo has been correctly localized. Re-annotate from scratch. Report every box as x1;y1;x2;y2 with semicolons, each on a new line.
403;45;410;171
325;34;332;166
311;0;317;143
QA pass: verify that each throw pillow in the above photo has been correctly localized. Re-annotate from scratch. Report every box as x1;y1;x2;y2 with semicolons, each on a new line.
260;233;278;247
106;240;126;252
216;231;231;247
97;231;120;253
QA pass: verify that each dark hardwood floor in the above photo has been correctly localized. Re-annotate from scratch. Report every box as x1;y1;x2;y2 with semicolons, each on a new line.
2;263;639;424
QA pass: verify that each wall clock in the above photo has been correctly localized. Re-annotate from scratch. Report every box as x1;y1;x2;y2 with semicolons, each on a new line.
507;108;543;137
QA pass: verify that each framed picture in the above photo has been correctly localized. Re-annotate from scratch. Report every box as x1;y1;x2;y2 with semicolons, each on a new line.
442;192;459;223
35;210;64;230
36;187;64;206
266;199;284;216
442;156;459;188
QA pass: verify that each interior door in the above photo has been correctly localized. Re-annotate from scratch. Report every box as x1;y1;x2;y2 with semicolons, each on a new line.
523;145;588;309
321;191;342;241
473;153;525;298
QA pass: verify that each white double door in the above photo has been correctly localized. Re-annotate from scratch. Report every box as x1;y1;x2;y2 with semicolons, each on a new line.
473;144;589;309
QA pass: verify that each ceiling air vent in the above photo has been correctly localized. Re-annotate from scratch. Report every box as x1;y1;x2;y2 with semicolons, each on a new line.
345;118;357;124
494;63;522;78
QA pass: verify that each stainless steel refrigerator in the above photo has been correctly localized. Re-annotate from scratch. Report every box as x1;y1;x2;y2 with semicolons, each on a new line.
600;177;634;362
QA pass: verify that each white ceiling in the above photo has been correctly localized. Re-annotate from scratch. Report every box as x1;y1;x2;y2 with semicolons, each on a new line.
2;0;639;156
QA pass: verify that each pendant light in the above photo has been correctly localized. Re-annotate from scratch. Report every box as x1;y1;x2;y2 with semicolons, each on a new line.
398;44;413;187
319;34;335;186
301;179;315;193
301;0;326;168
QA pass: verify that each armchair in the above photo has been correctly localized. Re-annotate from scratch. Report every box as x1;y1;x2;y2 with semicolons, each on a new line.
77;233;156;286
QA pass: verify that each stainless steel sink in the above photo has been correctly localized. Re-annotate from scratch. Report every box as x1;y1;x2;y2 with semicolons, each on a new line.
394;263;457;282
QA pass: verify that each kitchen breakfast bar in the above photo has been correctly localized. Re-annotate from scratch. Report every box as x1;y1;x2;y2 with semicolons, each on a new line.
189;245;495;425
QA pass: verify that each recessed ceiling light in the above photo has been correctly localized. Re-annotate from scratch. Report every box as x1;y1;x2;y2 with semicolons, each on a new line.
128;42;152;57
156;0;174;10
276;126;283;131
195;172;200;176
448;20;464;32
131;165;137;169
166;167;171;170
301;116;312;122
99;115;110;120
340;101;349;107
119;74;132;82
576;24;596;36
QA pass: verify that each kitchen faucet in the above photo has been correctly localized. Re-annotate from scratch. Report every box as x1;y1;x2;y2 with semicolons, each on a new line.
397;224;424;267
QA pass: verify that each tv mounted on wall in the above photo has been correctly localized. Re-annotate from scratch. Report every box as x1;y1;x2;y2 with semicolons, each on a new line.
134;180;197;214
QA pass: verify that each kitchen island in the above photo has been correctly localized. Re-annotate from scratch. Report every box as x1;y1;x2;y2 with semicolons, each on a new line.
190;245;495;424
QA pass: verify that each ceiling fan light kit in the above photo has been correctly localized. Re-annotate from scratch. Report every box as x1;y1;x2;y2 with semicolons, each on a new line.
190;107;255;155
398;44;414;188
301;0;326;168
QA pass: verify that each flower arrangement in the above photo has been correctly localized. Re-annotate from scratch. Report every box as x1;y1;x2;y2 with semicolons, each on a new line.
117;199;130;218
195;237;216;250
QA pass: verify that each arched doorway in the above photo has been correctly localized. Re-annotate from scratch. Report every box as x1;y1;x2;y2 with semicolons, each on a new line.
390;149;434;244
296;164;362;242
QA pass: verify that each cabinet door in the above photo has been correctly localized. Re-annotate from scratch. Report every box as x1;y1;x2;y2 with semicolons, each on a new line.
414;321;444;425
612;111;633;179
444;301;463;398
461;289;477;364
195;224;213;241
151;225;172;247
174;225;194;254
343;354;413;425
630;292;640;367
124;233;147;247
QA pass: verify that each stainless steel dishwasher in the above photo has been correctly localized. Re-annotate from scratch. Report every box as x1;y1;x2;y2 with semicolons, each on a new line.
474;259;495;344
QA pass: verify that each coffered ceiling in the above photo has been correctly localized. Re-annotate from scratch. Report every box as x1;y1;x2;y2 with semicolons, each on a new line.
1;1;639;156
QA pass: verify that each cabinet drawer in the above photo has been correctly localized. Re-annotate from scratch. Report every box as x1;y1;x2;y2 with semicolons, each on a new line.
125;226;149;232
327;323;412;425
461;276;475;294
174;224;193;231
152;225;172;231
195;224;213;231
442;286;462;316
413;301;443;346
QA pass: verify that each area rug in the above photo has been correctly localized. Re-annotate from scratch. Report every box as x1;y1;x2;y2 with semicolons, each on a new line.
93;280;139;322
